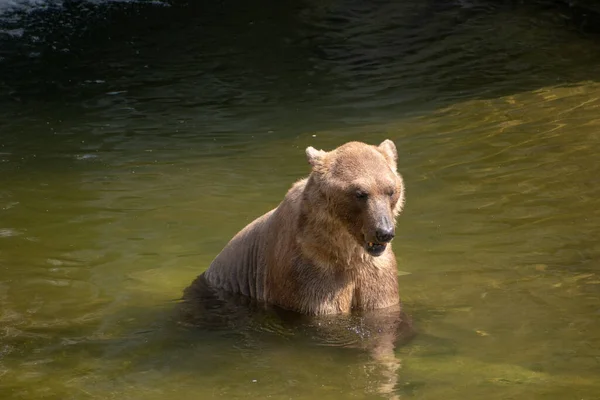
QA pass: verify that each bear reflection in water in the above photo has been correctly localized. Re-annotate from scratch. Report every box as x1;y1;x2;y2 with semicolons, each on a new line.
179;276;413;399
180;140;414;399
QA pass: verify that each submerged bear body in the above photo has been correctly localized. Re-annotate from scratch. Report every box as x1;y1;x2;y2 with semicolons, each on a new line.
185;140;406;316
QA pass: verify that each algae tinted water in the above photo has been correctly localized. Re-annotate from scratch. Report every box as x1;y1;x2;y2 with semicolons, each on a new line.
1;1;599;399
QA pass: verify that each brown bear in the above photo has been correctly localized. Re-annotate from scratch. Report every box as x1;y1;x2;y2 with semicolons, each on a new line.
184;139;406;316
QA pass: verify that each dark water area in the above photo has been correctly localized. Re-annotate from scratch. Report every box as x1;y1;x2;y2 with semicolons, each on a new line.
1;0;600;399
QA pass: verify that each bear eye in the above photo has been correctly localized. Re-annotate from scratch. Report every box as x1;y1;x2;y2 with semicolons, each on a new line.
387;189;395;197
355;190;369;200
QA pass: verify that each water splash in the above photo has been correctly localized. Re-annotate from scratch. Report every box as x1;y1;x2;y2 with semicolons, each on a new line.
0;0;62;16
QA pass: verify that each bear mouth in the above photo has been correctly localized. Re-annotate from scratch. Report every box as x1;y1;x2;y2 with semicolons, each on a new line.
366;241;387;257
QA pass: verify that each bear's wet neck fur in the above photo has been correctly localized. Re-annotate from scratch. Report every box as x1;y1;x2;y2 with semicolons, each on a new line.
297;175;375;270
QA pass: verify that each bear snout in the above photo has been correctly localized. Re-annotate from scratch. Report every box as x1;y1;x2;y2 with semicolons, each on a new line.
375;227;395;243
371;213;395;244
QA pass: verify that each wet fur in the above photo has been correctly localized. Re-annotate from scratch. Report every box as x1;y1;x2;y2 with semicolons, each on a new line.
184;140;406;315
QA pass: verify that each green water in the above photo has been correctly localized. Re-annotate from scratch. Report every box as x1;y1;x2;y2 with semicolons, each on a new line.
1;1;600;399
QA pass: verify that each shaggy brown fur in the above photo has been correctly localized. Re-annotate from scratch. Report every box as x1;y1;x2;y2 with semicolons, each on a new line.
184;139;406;316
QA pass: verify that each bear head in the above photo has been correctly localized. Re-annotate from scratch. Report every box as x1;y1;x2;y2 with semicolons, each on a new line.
305;139;405;257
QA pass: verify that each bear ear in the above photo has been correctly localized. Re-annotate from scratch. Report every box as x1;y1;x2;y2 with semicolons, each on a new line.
305;146;327;169
378;139;398;169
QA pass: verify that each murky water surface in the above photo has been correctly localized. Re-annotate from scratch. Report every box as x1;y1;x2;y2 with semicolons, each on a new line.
1;1;600;399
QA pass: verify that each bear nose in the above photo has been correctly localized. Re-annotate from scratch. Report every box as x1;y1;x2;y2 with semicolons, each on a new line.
375;228;395;243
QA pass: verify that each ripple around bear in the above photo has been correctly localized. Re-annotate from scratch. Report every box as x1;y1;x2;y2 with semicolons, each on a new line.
181;140;411;399
184;139;406;315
